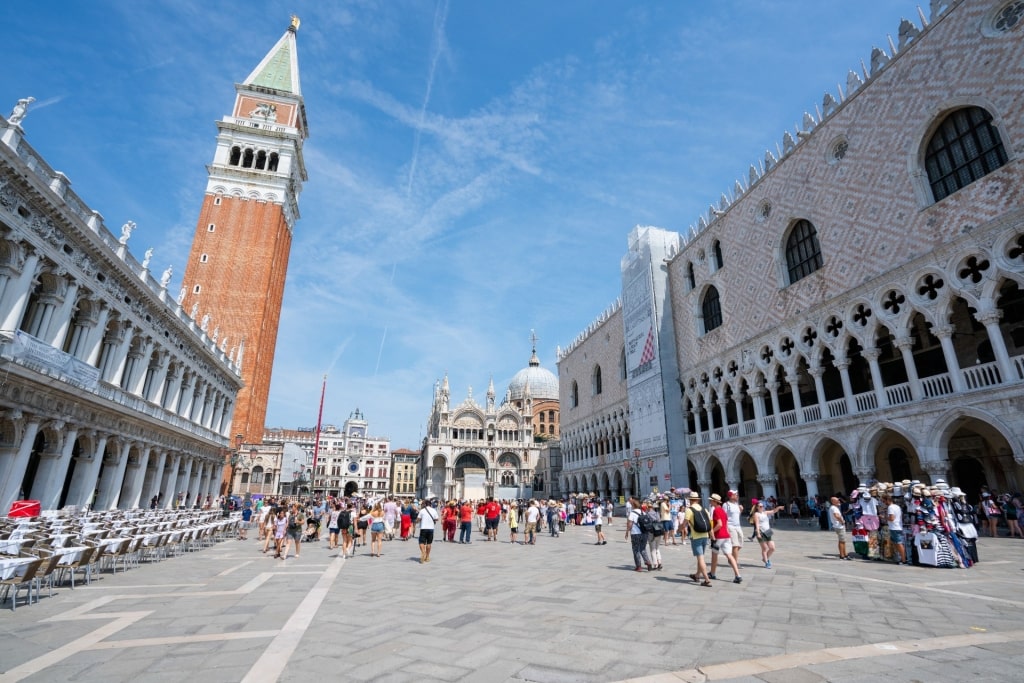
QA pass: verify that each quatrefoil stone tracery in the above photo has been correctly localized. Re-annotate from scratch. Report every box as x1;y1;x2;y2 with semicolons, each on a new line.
958;255;990;284
883;290;906;315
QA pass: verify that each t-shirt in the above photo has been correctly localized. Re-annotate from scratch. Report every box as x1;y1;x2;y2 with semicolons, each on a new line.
417;506;438;530
628;509;643;535
712;506;730;539
460;505;473;523
684;505;710;540
723;501;742;528
526;506;540;524
829;504;844;530
485;501;501;519
887;503;903;531
860;497;878;516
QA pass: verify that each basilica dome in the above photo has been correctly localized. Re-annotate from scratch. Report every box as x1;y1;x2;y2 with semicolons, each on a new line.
507;349;559;401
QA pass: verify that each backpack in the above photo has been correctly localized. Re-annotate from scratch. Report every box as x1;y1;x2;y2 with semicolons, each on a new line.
338;510;351;529
635;510;655;534
690;506;711;534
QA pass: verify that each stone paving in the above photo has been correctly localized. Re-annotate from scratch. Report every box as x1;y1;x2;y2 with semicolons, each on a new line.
1;518;1022;682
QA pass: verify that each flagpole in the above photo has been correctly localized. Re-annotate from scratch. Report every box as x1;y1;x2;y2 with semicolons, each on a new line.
312;374;327;496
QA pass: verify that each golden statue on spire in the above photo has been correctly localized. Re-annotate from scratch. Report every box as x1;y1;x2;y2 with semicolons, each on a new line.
290;15;301;32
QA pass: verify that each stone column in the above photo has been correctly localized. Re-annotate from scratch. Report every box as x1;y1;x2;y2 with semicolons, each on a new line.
43;277;80;347
177;374;196;417
161;364;183;411
176;456;194;506
978;311;1013;382
921;459;949;486
82;303;111;366
932;325;965;392
862;348;888;408
162;453;182;508
146;350;170;404
834;359;856;413
96;441;132;510
767;381;781;427
750;386;766;432
0;250;41;333
0;414;41;513
142;449;167;506
717;398;729;434
809;366;827;416
32;424;79;510
854;467;875;487
692;406;703;443
788;377;804;423
696;478;712;505
757;473;778;501
803;472;820;500
894;334;923;400
65;431;106;508
120;445;151;510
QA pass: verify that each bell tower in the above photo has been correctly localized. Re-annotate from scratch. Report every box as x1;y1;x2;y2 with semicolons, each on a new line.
181;17;308;445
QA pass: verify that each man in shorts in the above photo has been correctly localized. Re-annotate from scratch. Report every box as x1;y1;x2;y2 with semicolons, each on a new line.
593;501;607;545
484;497;501;541
684;491;713;587
830;496;852;560
884;494;908;565
709;493;742;583
417;499;439;563
723;490;744;567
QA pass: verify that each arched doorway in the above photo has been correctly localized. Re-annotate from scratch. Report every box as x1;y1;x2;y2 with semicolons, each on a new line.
737;451;761;502
344;481;359;497
454;452;487;500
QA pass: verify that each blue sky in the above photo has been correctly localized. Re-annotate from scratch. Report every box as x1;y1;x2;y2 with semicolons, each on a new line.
6;1;922;449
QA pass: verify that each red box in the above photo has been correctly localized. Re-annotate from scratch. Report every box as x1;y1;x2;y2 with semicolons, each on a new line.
8;500;41;517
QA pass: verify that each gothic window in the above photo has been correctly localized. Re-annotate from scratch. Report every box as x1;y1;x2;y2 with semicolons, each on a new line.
593;366;603;395
207;224;215;232
620;346;627;380
200;254;208;263
785;219;823;284
925;107;1007;202
571;381;578;408
250;466;264;484
712;240;724;270
701;286;723;333
500;470;516;486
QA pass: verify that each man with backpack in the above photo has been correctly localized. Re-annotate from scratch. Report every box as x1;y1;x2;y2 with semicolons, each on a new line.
684;491;713;587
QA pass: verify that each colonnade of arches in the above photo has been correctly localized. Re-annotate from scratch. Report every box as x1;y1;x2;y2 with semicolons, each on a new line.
0;412;222;513
561;407;631;466
1;234;239;440
687;410;1022;505
683;241;1024;448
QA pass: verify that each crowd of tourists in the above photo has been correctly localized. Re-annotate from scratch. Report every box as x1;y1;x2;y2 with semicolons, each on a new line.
233;483;1017;575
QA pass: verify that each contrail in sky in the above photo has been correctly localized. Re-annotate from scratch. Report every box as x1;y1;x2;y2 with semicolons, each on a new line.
405;0;449;196
325;335;353;376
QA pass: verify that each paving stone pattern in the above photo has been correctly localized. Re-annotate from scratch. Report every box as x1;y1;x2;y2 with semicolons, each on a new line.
1;520;1022;682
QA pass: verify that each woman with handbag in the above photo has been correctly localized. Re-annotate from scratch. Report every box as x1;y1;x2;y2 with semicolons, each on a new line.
752;500;784;568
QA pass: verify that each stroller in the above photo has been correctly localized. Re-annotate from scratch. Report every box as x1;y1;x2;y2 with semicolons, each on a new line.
302;516;321;543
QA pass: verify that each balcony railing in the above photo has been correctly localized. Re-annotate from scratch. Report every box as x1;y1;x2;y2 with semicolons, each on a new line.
686;353;1024;449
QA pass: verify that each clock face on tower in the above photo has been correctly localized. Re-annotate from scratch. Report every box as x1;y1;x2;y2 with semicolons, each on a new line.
350;427;364;438
347;461;360;474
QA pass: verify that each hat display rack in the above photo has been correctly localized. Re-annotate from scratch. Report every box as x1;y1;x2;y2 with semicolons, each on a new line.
848;476;977;569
